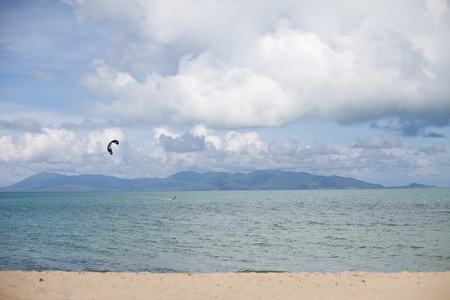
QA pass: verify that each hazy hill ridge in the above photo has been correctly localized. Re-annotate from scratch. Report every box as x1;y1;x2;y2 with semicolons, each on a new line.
0;170;435;192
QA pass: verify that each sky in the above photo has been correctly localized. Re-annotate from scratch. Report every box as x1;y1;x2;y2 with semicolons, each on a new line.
1;0;449;187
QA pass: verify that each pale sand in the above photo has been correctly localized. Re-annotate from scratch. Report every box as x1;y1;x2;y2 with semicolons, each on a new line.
1;271;449;300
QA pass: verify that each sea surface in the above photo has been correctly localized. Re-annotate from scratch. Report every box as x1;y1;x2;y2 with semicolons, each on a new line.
0;189;449;273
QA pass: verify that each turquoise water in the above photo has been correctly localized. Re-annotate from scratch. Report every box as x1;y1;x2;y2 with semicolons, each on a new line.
0;189;449;273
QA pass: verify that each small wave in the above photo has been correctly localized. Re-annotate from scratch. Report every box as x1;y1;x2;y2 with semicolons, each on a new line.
238;269;286;273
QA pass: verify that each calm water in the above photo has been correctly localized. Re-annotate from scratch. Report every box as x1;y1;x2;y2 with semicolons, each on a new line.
0;189;449;273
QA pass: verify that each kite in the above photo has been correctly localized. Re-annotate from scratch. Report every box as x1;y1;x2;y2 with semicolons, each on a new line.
107;140;119;155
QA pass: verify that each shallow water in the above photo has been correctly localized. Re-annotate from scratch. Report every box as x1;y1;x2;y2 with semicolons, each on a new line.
1;189;449;273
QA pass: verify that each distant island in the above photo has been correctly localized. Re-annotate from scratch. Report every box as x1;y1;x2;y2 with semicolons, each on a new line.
0;170;436;192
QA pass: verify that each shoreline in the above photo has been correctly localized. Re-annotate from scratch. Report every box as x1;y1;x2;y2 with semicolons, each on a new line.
1;271;449;300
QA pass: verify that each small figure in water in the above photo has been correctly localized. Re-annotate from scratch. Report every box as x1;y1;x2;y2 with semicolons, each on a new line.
172;196;176;200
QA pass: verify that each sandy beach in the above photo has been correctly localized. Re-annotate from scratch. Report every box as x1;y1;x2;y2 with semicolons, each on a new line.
1;271;449;300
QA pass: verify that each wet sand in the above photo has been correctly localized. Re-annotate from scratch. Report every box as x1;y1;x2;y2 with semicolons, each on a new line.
1;271;449;300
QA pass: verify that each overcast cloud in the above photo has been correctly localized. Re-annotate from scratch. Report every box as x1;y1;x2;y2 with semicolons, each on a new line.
0;0;449;187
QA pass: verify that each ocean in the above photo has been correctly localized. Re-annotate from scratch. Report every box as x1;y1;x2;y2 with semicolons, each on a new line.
0;189;449;273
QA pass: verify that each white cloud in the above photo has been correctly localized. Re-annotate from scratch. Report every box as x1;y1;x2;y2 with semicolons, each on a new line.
419;142;446;155
0;125;126;173
0;128;77;164
426;0;449;25
355;135;402;149
70;0;450;130
299;140;339;156
268;139;299;156
222;131;266;154
410;157;438;177
158;132;205;153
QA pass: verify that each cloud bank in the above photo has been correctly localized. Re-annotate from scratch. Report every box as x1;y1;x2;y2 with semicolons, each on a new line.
1;119;447;187
65;0;450;130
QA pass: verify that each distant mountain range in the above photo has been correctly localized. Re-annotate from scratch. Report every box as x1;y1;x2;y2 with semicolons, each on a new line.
0;170;436;192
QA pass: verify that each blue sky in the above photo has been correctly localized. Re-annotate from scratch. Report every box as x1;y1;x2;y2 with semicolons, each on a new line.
1;0;449;187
